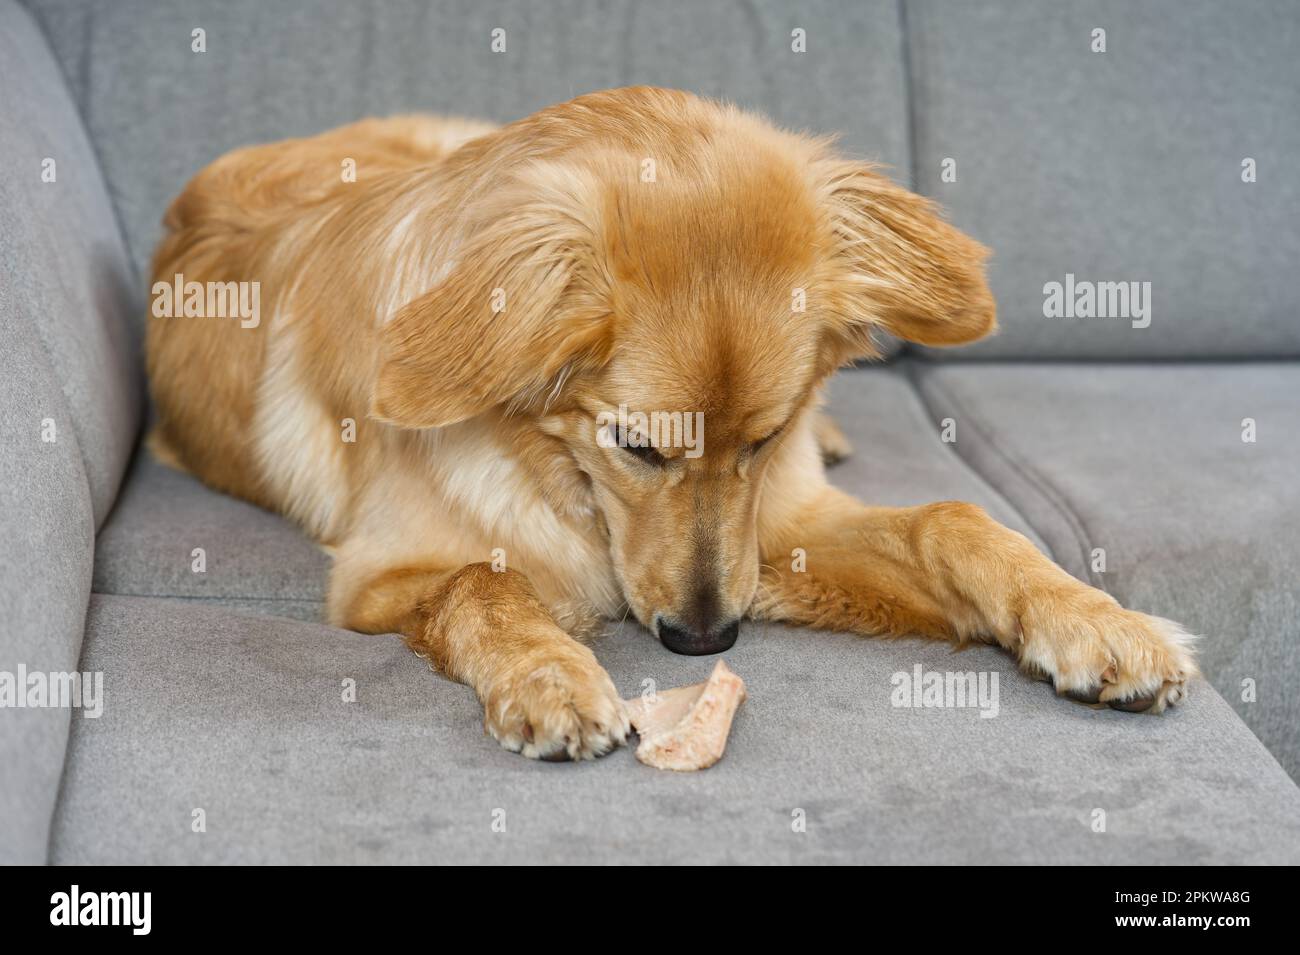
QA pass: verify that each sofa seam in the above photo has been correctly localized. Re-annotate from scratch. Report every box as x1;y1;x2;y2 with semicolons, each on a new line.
902;361;1106;590
896;0;921;361
896;0;918;194
90;589;325;605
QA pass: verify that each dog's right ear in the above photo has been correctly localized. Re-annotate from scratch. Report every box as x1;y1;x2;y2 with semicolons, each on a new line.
814;159;996;362
370;166;612;429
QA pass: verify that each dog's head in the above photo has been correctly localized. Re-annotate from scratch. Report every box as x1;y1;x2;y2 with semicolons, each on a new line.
370;88;994;654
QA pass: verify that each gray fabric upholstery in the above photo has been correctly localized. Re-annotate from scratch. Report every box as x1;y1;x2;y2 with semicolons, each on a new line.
1;0;141;527
0;311;95;864
51;595;1300;864
906;0;1300;359
912;361;1300;780
0;0;130;863
93;451;329;621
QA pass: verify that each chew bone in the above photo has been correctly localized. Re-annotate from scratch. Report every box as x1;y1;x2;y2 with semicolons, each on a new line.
623;660;747;771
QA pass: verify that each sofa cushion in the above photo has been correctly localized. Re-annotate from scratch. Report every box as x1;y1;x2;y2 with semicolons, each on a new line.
905;0;1300;359
51;594;1300;863
93;451;329;622
912;361;1300;779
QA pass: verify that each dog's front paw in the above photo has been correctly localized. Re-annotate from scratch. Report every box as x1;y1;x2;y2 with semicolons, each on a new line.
1019;601;1198;713
482;644;630;760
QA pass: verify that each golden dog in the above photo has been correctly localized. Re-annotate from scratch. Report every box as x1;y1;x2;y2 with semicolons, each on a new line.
147;87;1196;760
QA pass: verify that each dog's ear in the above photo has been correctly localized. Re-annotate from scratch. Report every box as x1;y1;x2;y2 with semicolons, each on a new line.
370;168;611;428
816;160;995;360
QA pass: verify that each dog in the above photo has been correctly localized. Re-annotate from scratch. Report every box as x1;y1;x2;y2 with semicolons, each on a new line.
146;87;1196;760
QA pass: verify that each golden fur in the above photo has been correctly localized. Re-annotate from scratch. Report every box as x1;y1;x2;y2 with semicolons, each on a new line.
147;88;1196;760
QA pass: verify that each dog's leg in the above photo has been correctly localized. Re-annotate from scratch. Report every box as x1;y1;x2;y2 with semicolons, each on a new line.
343;562;629;760
754;488;1196;711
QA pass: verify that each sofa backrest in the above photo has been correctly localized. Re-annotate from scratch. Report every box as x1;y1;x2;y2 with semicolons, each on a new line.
906;0;1300;359
0;0;139;863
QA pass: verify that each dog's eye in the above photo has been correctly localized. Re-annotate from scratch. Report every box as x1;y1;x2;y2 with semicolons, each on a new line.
611;426;665;466
616;428;660;467
752;427;783;453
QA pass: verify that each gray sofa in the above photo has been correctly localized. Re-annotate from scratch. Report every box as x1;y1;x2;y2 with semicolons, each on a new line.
3;0;1297;865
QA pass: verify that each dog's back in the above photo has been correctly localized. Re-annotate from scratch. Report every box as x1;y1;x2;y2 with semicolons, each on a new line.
146;114;495;511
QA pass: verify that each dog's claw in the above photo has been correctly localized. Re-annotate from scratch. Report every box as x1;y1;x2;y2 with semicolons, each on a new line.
1063;685;1103;705
1109;695;1156;713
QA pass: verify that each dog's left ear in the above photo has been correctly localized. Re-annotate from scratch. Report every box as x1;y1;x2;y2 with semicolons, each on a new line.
815;160;996;360
370;168;611;428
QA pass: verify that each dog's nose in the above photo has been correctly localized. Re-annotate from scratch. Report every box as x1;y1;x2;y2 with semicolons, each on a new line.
656;617;741;655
